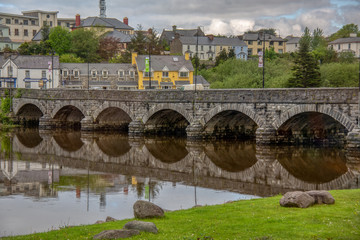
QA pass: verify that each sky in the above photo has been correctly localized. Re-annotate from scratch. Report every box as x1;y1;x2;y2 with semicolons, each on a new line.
0;0;359;37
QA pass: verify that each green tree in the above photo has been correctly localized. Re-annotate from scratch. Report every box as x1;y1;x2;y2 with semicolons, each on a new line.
128;25;148;55
49;26;72;55
228;48;235;59
98;36;119;61
59;53;84;63
287;27;321;88
215;49;228;66
70;28;100;62
191;54;200;72
329;24;359;41
41;23;50;41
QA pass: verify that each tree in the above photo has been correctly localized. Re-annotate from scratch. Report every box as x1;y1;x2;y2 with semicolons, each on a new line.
41;23;50;41
311;28;327;50
215;49;228;66
191;54;200;72
287;27;321;88
247;28;277;36
98;36;119;61
59;53;84;63
70;28;100;62
329;24;359;41
49;26;72;55
127;25;148;55
228;48;235;59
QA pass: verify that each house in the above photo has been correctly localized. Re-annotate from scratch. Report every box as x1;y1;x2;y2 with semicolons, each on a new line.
240;33;286;56
77;16;134;35
170;34;248;61
285;36;300;53
0;54;60;89
132;52;194;89
0;24;22;50
104;30;133;54
329;33;360;57
0;10;60;44
60;63;137;90
160;25;205;46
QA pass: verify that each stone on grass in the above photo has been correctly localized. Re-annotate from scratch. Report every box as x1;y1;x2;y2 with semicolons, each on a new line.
106;216;117;222
95;220;104;224
93;229;139;239
279;191;315;208
306;190;335;204
124;220;158;233
133;200;164;218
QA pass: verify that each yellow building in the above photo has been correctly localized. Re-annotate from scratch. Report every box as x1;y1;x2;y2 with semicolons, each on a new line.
132;52;194;89
242;33;286;55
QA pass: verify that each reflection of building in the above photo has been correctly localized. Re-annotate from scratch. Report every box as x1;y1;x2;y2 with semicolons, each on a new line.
0;160;59;198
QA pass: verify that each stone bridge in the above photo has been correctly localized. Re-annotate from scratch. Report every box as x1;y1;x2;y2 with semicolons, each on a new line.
4;88;360;147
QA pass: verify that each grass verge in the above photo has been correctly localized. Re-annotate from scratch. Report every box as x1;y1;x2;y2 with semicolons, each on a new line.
2;189;359;240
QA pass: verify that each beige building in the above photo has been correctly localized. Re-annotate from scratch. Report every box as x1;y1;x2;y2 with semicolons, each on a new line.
240;33;286;55
0;10;59;44
329;33;360;58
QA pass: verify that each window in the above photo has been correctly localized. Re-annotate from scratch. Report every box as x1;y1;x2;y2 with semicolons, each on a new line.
187;45;190;50
278;49;283;54
15;29;19;36
23;20;28;25
279;42;283;46
31;20;36;25
74;70;80;78
129;71;134;78
201;45;203;51
6;19;11;24
47;14;50;18
270;41;274;46
248;49;253;55
33;30;37;36
25;70;30;78
91;70;97;78
63;70;68;78
49;21;53;27
209;46;212;50
220;46;223;50
258;41;262;45
162;71;169;78
7;66;13;77
257;48;262;53
248;41;253;45
24;29;28;36
66;23;70;28
338;44;340;50
25;82;31;89
179;71;188;78
118;70;124;78
240;47;243;51
15;19;19;24
348;43;351;49
42;71;46;79
0;30;2;37
144;71;153;77
102;70;108;78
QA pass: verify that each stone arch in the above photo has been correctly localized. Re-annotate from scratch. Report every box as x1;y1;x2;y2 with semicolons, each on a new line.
142;103;193;124
273;104;355;132
93;101;135;121
50;102;86;119
14;99;46;117
201;104;264;127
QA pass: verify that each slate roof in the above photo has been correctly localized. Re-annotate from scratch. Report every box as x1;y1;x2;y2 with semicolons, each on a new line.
0;24;9;29
0;37;12;43
136;55;194;72
5;55;60;69
242;33;285;42
194;75;210;86
286;37;300;44
80;17;133;30
329;37;360;44
161;29;202;42
105;30;133;43
32;30;42;41
179;36;247;46
60;63;135;74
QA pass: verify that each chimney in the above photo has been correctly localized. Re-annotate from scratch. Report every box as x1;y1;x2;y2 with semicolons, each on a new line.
123;17;128;25
207;34;214;41
174;33;180;39
75;14;81;27
172;25;177;33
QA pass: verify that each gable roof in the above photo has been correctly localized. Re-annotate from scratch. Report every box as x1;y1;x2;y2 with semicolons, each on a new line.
80;17;133;30
242;33;285;42
179;36;247;46
105;30;133;43
286;37;300;44
161;28;205;42
4;55;60;69
136;55;194;72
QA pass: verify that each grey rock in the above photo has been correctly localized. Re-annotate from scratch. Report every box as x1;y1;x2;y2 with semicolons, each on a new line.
106;216;117;222
124;220;158;233
279;191;315;208
133;200;164;219
306;190;335;204
93;229;140;239
95;220;104;224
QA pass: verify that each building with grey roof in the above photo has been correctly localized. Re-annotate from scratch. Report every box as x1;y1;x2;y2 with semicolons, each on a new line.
0;54;60;89
240;33;286;55
329;33;360;57
285;36;301;53
78;16;134;35
60;63;137;90
170;35;248;60
160;25;205;45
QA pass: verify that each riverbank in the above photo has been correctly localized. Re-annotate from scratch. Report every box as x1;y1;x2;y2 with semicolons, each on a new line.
2;189;359;240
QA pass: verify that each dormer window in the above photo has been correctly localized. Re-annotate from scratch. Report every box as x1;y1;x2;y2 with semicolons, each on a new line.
102;69;108;78
74;69;80;78
63;69;68;78
129;70;135;78
162;66;169;78
118;70;124;78
179;67;189;78
91;69;97;78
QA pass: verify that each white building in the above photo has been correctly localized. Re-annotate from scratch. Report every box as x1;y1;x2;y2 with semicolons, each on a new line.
329;33;360;57
0;54;60;89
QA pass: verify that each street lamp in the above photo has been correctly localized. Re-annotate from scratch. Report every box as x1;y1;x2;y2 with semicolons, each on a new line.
149;43;152;89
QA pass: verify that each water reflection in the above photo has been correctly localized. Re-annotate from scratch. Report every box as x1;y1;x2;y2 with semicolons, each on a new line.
1;129;360;236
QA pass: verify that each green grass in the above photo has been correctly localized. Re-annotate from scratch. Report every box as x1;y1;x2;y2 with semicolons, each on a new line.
2;189;359;240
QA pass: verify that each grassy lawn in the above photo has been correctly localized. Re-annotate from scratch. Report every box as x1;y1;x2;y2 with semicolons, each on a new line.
2;189;359;240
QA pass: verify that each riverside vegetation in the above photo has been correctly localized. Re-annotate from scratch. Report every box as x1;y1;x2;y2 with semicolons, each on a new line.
2;189;359;240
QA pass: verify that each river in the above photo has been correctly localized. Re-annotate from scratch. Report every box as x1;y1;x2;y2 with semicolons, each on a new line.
0;129;359;237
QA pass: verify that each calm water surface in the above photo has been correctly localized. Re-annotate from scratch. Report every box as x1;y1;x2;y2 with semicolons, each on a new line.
0;129;359;237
